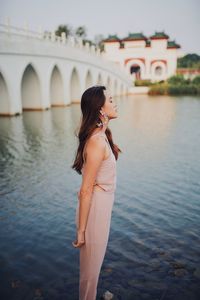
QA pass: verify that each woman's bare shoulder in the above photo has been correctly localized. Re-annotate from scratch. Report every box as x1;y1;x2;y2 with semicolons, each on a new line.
84;135;106;161
86;134;105;151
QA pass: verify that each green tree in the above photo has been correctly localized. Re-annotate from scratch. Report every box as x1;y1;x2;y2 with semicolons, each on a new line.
192;75;200;85
167;74;186;85
75;26;87;38
82;39;96;48
177;54;200;68
55;25;72;38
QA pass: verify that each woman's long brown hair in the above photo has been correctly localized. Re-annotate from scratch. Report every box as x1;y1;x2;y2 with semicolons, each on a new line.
71;85;122;174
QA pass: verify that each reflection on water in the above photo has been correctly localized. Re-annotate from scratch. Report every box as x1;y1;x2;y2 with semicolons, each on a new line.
0;95;200;300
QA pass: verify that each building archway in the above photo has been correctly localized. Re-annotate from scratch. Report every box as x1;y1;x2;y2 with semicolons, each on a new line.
126;59;145;81
130;64;141;80
0;72;10;115
50;65;64;106
155;66;162;76
70;67;81;102
21;64;42;110
151;61;167;81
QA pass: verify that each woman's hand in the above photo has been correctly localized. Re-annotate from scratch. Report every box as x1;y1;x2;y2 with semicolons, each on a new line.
72;230;85;248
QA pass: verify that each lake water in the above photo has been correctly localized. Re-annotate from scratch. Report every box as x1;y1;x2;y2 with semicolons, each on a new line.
0;95;200;300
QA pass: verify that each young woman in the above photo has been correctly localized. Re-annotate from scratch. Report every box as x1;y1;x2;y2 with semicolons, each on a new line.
71;85;121;300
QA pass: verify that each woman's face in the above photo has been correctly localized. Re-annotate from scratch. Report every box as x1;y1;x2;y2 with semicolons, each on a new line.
101;89;118;120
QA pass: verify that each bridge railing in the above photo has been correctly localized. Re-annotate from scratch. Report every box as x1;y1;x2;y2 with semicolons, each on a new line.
0;22;102;54
0;21;130;81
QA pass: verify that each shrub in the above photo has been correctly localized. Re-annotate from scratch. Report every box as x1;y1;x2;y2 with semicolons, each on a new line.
195;86;200;95
192;75;200;85
168;84;197;95
145;74;200;96
148;83;168;95
135;79;152;86
167;74;186;85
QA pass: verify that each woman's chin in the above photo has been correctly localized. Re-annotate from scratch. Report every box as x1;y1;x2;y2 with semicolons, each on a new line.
109;112;118;120
113;114;118;119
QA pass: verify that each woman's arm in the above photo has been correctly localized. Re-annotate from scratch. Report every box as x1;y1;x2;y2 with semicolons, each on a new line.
72;135;106;248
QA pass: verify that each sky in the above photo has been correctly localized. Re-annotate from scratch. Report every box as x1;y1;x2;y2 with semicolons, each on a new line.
0;0;199;54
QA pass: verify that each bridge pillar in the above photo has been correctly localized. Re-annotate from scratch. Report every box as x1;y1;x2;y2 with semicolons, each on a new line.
0;65;22;116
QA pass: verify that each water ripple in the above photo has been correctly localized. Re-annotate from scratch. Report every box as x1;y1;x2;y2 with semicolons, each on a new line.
0;95;200;299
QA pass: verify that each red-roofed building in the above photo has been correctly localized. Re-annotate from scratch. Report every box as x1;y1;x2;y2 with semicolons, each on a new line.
102;31;182;82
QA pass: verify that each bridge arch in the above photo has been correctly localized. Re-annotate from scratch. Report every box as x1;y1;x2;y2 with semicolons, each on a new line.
21;63;42;110
113;79;118;96
85;70;93;89
97;73;103;85
106;76;112;93
50;65;64;106
120;83;124;95
0;71;10;115
70;67;81;103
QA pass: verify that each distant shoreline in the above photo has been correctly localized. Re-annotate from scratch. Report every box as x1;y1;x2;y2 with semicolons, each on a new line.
134;75;200;96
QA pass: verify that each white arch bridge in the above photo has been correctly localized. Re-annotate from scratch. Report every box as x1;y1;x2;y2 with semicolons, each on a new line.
0;24;131;116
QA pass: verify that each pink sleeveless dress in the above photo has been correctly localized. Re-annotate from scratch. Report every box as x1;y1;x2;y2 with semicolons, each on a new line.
75;131;117;300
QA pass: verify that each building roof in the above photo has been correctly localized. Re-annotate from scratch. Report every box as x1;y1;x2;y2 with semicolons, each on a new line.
102;32;181;49
150;31;169;40
103;35;120;43
122;33;147;41
167;40;181;49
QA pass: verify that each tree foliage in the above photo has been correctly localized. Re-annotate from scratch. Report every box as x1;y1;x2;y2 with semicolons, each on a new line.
149;74;200;96
167;74;186;85
55;25;72;37
177;54;200;69
75;26;87;38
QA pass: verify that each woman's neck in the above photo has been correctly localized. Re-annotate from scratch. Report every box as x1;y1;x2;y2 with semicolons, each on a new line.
93;125;107;135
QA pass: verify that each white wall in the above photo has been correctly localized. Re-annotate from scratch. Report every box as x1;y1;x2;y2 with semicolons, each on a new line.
103;39;180;83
